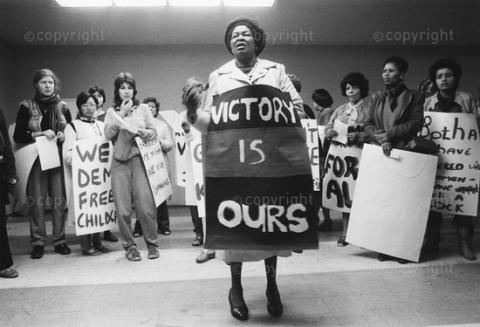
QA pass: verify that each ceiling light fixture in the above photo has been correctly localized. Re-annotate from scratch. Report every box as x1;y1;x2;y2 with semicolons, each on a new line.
169;0;221;6
114;0;166;6
55;0;113;7
223;0;275;7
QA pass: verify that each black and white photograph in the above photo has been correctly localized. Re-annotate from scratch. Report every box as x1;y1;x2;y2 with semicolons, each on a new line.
0;0;479;326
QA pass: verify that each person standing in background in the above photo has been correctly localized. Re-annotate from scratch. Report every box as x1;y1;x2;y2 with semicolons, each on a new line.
364;56;424;263
312;88;334;231
423;58;479;261
63;92;110;256
144;97;173;236
13;68;72;259
0;108;19;278
181;77;216;263
104;72;159;261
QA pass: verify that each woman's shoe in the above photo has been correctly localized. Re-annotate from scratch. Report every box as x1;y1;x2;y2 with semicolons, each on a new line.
31;245;44;259
0;267;19;278
147;246;160;259
94;244;110;253
337;236;348;247
82;248;101;256
125;247;142;261
266;284;283;317
377;253;391;261
228;288;249;321
192;233;203;246
196;250;215;264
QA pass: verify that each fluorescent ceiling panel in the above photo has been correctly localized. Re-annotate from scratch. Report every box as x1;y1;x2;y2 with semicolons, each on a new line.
55;0;113;7
223;0;275;6
169;0;221;6
114;0;167;6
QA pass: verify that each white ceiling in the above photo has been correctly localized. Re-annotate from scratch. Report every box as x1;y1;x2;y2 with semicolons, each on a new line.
0;0;479;46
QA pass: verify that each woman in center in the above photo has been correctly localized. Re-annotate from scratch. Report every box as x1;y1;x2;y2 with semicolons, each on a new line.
190;18;304;320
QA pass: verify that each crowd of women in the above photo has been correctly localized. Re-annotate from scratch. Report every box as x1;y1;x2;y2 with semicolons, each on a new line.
0;17;479;321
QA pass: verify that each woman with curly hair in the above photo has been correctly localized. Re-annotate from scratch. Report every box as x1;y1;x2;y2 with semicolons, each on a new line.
325;72;371;247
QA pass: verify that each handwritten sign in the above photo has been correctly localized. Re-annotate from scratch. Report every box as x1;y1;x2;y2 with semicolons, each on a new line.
419;112;479;216
185;128;205;217
301;119;320;191
135;137;173;207
346;144;438;262
205;85;318;250
36;136;60;170
322;143;362;212
72;138;117;236
159;110;188;187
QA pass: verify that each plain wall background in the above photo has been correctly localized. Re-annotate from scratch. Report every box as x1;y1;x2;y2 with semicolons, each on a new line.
1;44;479;123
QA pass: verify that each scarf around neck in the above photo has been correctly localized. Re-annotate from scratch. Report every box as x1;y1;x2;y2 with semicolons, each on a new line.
385;83;406;111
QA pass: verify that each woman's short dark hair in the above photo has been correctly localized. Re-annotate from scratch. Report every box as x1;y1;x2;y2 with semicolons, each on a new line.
113;72;139;108
429;58;462;91
224;17;266;57
383;56;409;74
340;72;369;99
312;89;333;108
88;85;106;103
32;68;61;93
76;91;98;116
143;97;160;116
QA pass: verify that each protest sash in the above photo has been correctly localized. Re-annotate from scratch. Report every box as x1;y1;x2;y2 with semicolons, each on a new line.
346;144;437;262
205;85;318;250
135;137;173;207
301;119;320;191
72;138;117;235
419;112;480;216
322;143;362;213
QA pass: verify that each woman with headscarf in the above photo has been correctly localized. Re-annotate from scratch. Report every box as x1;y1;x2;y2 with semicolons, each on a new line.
104;72;159;261
63;91;110;256
423;58;479;261
13;68;72;259
190;18;305;321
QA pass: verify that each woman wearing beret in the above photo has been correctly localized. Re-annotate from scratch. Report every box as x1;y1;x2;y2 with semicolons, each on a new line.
190;18;304;321
423;58;479;261
0;108;19;278
13;68;72;259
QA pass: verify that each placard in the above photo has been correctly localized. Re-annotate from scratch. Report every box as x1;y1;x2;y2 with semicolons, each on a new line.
72;138;117;235
346;144;437;262
135;137;173;207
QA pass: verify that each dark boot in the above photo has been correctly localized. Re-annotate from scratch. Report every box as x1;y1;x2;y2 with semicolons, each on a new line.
457;225;477;261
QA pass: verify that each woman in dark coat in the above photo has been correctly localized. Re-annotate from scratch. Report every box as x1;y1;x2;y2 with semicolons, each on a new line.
364;56;425;263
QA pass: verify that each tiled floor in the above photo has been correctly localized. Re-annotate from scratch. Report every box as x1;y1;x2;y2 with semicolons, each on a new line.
1;207;479;327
